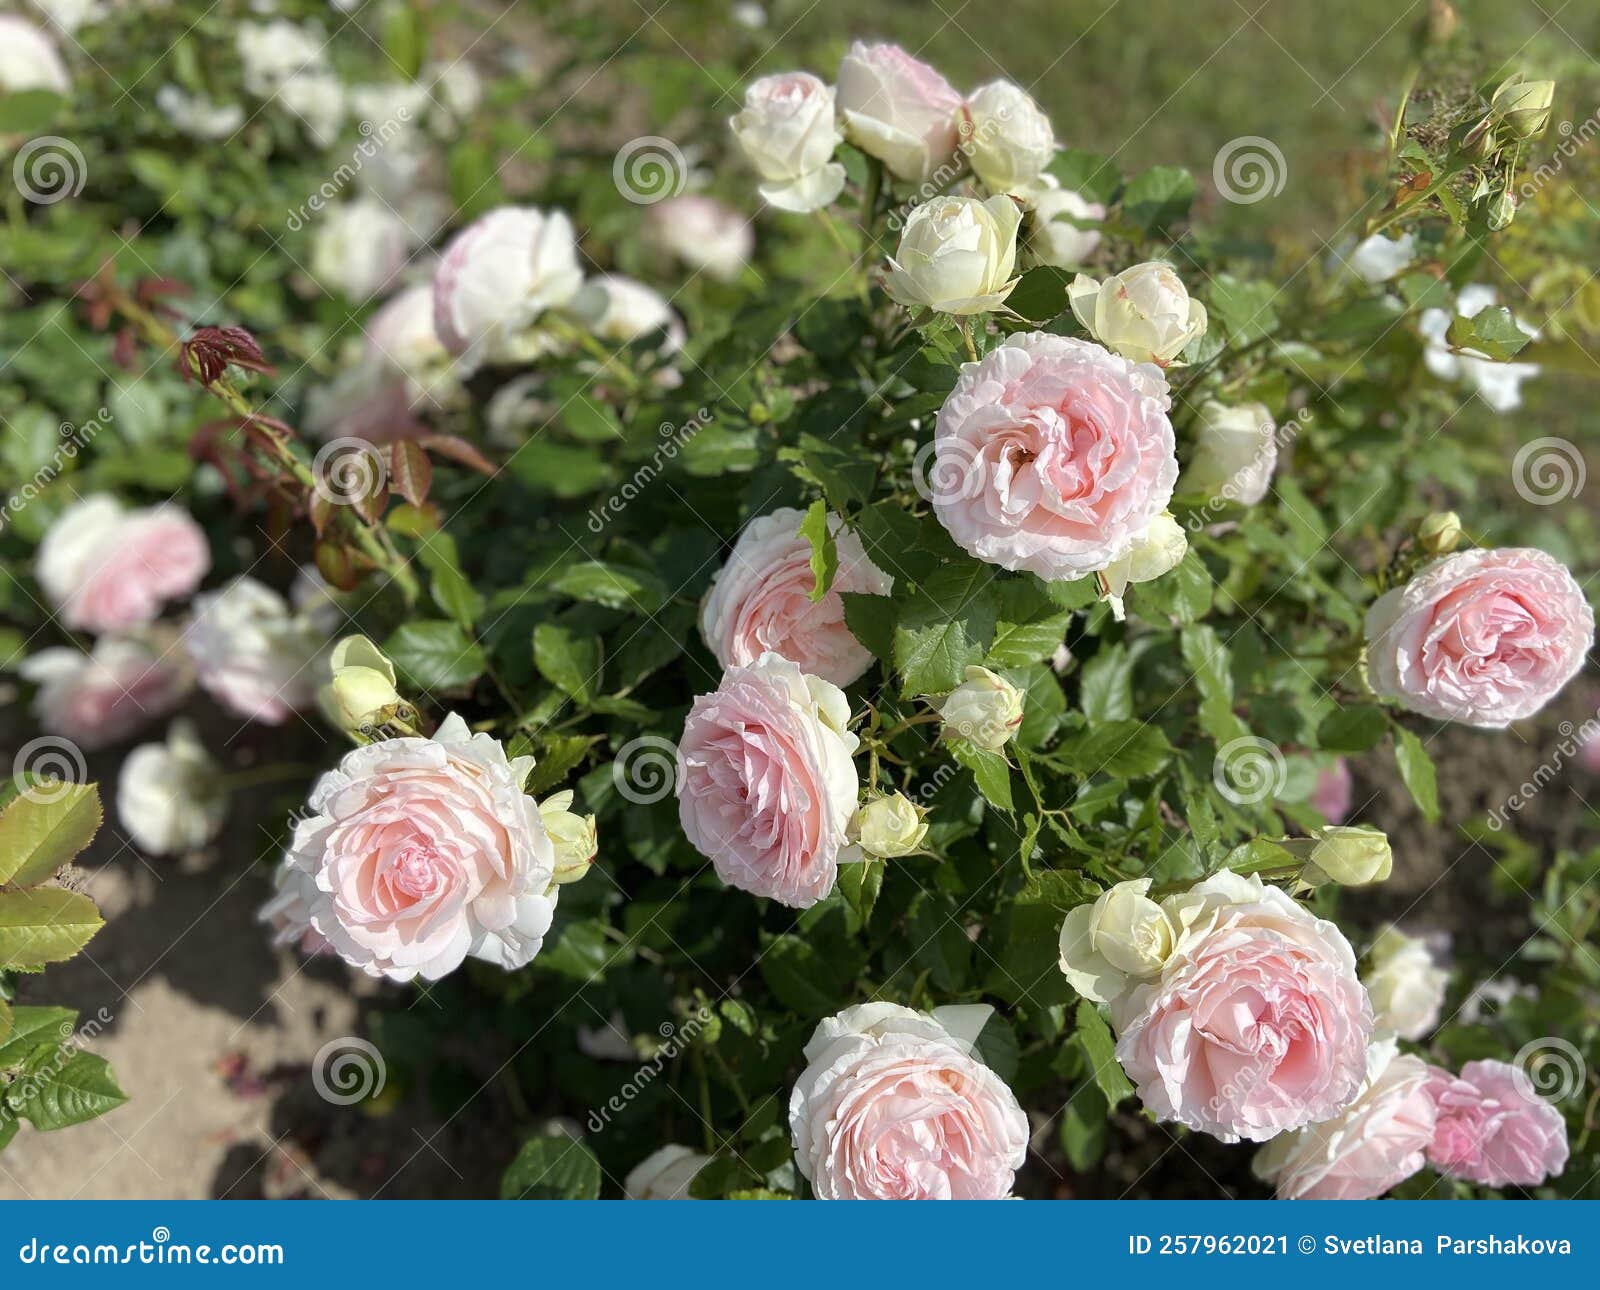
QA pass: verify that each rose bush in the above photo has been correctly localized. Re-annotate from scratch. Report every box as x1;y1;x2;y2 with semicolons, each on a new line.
0;4;1595;1202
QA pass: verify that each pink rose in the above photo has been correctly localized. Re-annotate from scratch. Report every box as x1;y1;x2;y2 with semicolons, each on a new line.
930;333;1178;581
35;495;209;634
183;573;335;724
699;507;892;687
789;1003;1028;1199
1310;757;1352;823
258;862;334;958
676;652;859;908
19;636;191;751
1253;1042;1436;1199
1110;870;1372;1143
1423;1059;1570;1188
835;42;962;182
266;713;558;981
1366;548;1593;728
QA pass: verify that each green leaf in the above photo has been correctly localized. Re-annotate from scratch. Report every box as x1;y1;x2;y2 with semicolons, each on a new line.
950;740;1013;811
837;859;884;925
1135;551;1212;622
1317;703;1387;753
0;90;66;135
1446;306;1531;361
0;890;103;968
759;935;853;1016
519;734;601;798
797;500;837;603
0;998;8;1049
1053;721;1172;778
0;1006;75;1069
559;394;624;443
1005;266;1075;322
987;582;1073;667
1049;149;1120;204
553;562;667;614
500;1134;602;1199
1061;1082;1109;1170
8;1050;127;1131
537;919;615;981
1121;165;1196;233
533;623;602;704
1074;1001;1135;1106
892;563;999;695
840;591;896;665
416;532;485;628
1207;274;1280;344
1392;726;1440;822
380;0;426;77
1015;868;1101;911
1078;645;1132;721
0;782;101;886
385;622;486;691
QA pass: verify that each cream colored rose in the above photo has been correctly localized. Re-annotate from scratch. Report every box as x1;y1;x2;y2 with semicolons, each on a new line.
1364;926;1448;1041
962;80;1055;192
540;790;597;885
729;71;846;213
1069;262;1207;366
319;635;402;733
623;1145;710;1200
854;792;927;859
885;195;1020;316
938;665;1024;751
1304;826;1393;887
116;720;229;856
1022;177;1104;269
1099;512;1187;618
1058;878;1178;1003
1185;400;1278;506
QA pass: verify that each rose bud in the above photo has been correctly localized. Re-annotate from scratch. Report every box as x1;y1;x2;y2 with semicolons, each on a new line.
1185;400;1279;506
853;792;927;859
961;80;1056;193
1021;177;1104;269
884;194;1021;316
1069;261;1208;366
1059;878;1178;1003
729;71;846;213
320;634;403;734
1416;510;1463;555
1304;825;1394;887
117;720;229;856
1491;74;1555;140
1364;926;1448;1041
539;790;598;885
1100;511;1188;612
938;665;1024;751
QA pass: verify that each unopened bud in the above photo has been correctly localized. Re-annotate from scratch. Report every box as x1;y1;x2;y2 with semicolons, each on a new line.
1417;511;1462;555
1492;75;1555;141
1304;826;1393;887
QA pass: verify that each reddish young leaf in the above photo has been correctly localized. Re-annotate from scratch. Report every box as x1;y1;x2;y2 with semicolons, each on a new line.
391;439;434;507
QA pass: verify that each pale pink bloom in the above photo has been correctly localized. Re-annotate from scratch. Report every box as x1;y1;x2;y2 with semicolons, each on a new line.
1111;870;1372;1143
1254;1041;1436;1199
258;857;334;958
183;573;335;724
19;636;190;751
1366;547;1593;728
265;713;557;982
930;332;1178;580
790;1003;1028;1199
36;495;209;634
676;652;859;908
1310;757;1352;822
649;196;752;282
1424;1060;1570;1188
1580;722;1600;774
835;42;962;182
699;507;892;687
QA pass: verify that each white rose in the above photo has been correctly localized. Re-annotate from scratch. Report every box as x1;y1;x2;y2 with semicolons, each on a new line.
310;200;411;300
1069;261;1207;365
0;15;71;93
278;69;347;147
1304;826;1393;887
1363;926;1448;1041
117;721;228;856
624;1145;710;1200
155;85;245;140
729;72;846;213
884;194;1021;316
650;195;753;282
1099;512;1188;618
1022;176;1104;269
1058;878;1179;1002
183;575;332;724
1186;400;1278;506
962;80;1055;192
348;81;429;136
236;21;325;97
423;59;483;122
27;0;104;36
853;792;927;859
432;206;584;366
938;665;1024;751
539;790;597;886
1343;232;1415;284
835;41;962;182
570;274;683;351
1419;284;1540;413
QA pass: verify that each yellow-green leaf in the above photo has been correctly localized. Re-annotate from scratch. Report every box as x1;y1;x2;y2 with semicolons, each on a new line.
0;890;104;967
0;783;102;887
